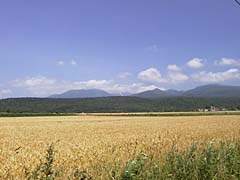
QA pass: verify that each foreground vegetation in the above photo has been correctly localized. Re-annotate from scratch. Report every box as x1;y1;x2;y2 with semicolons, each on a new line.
25;141;240;179
0;96;240;113
0;115;240;179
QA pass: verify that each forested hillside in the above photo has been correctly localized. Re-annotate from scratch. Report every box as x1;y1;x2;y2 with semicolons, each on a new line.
0;96;240;113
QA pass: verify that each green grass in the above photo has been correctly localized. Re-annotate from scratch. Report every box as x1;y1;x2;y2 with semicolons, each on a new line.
24;141;240;180
0;111;240;117
120;141;240;180
0;112;76;117
92;111;240;117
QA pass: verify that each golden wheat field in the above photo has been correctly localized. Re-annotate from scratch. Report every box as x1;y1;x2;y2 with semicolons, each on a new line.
0;115;240;179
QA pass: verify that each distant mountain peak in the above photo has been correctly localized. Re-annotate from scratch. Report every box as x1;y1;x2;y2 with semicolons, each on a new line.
151;88;163;92
132;88;170;99
49;88;113;98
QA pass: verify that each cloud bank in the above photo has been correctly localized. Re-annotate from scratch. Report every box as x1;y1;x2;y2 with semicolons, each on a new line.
192;69;240;83
215;58;240;66
1;57;240;98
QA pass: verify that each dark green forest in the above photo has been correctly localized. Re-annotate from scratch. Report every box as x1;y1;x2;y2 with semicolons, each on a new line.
0;96;240;113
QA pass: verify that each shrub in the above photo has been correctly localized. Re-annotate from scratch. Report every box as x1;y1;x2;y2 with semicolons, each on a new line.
24;141;240;180
25;143;57;180
120;153;148;180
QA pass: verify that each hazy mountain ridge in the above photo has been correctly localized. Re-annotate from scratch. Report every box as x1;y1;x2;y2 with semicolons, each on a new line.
47;84;240;99
183;84;240;97
49;89;113;98
132;84;240;98
132;88;184;98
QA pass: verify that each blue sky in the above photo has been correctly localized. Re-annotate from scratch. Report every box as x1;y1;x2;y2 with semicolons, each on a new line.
0;0;240;98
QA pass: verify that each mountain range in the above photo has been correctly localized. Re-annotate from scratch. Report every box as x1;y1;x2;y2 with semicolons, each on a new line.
49;89;113;98
49;84;240;99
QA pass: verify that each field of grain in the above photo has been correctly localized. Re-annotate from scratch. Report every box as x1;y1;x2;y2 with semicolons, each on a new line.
0;115;240;179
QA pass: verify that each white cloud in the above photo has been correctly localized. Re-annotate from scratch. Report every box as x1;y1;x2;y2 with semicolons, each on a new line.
167;64;181;71
138;68;166;83
57;60;78;66
0;89;12;94
72;80;111;89
215;58;240;66
12;76;56;87
70;60;77;66
117;72;132;79
0;89;12;98
168;71;189;83
11;77;112;96
145;44;161;52
192;68;240;82
11;76;59;96
9;76;166;96
57;61;65;66
187;58;204;68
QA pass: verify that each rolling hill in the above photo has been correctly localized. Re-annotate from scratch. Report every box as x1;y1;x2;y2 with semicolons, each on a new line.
0;96;240;113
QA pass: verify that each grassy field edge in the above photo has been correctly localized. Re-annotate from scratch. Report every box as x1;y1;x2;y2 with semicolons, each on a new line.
1;111;240;117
